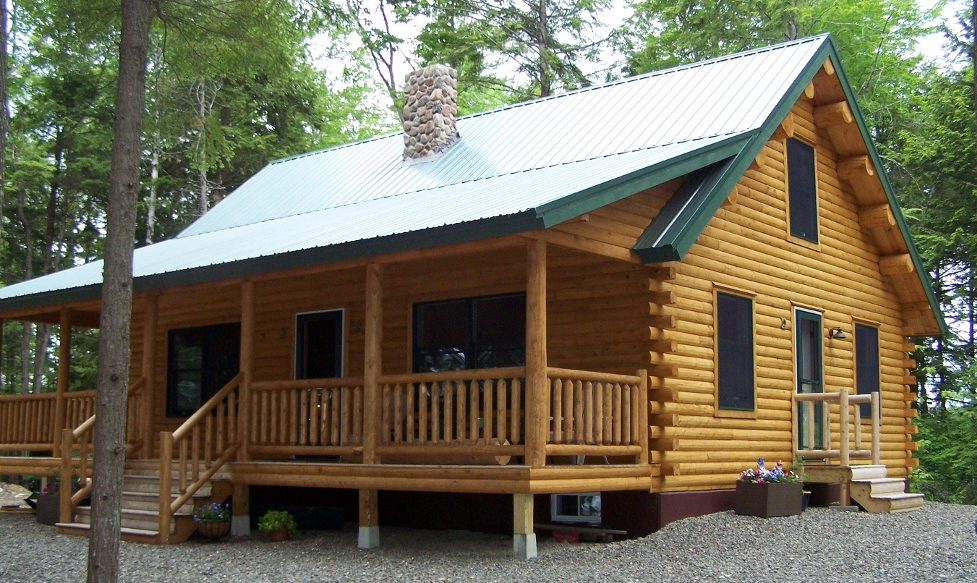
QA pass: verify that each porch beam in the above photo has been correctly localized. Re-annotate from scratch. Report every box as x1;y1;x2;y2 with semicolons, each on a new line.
52;308;72;455
238;281;255;462
525;240;547;468
363;263;382;465
140;294;158;458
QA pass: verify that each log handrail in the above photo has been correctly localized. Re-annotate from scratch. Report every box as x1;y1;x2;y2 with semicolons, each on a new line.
793;388;881;466
251;376;364;391
58;377;147;523
378;367;525;385
159;372;243;543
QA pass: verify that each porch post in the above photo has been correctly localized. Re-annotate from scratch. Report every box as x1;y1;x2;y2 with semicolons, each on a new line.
525;240;547;468
233;281;255;536
513;493;537;560
360;263;382;548
52;308;72;455
140;294;158;459
0;318;4;392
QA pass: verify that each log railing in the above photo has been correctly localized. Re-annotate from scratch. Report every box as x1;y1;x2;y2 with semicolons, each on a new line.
158;372;243;543
545;368;648;463
56;377;148;523
64;391;97;435
0;393;56;451
249;377;365;456
376;367;527;459
793;388;881;467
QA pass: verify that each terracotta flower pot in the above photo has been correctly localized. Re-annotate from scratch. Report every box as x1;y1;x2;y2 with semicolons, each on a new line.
196;519;231;539
267;527;291;542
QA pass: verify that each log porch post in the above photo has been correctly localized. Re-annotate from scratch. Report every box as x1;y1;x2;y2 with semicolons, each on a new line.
513;492;537;560
140;294;158;459
359;263;382;548
0;318;4;391
233;281;255;536
525;240;547;468
52;308;72;455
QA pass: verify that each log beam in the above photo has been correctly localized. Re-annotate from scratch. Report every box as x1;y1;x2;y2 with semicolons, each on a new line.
823;58;835;76
813;102;852;128
770;112;795;141
525;240;548;468
141;294;158;458
722;185;738;207
858;204;895;230
52;308;72;456
804;81;815;99
363;264;383;465
837;156;875;182
879;254;914;275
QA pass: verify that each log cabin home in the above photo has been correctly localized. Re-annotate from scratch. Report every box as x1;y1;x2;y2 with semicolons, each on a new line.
0;35;946;558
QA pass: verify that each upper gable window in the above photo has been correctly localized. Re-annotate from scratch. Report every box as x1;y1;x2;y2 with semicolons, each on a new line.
787;138;818;243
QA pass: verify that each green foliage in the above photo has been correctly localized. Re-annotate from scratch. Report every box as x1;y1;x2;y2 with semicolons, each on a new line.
912;406;977;503
257;509;297;534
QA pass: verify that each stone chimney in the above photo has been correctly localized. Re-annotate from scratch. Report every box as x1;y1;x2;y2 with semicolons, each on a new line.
402;65;460;161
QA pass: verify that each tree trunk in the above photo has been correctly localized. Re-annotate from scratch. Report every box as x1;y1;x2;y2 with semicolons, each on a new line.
537;0;550;97
146;133;158;243
87;1;150;581
16;185;33;394
0;0;7;245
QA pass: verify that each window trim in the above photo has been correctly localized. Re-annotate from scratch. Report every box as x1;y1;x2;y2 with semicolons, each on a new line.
165;321;241;418
784;137;821;249
293;308;346;380
713;286;757;418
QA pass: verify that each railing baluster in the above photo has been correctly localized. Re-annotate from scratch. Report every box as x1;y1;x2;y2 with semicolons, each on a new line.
497;379;507;443
431;382;441;443
805;400;815;450
469;381;478;441
613;383;623;445
216;402;225;454
552;378;562;444
191;425;200;486
382;383;392;444
352;386;362;445
512;378;522;445
573;380;584;444
562;379;573;443
204;413;213;471
622;383;631;445
454;381;465;443
395;384;405;443
407;385;416;444
595;382;604;445
179;436;189;492
330;387;340;446
443;381;453;442
483;380;494;442
418;383;428;444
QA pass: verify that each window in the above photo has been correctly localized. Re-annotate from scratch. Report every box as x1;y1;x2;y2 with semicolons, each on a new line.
715;291;755;411
551;492;601;525
166;323;240;417
413;293;525;373
787;138;818;243
855;323;880;418
295;310;343;379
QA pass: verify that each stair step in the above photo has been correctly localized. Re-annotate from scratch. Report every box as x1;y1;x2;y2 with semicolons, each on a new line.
122;475;212;497
121;491;202;513
56;522;161;543
853;478;906;495
848;465;888;480
75;506;192;533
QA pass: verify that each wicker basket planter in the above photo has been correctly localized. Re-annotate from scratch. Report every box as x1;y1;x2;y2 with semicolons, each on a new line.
735;481;803;518
196;519;231;539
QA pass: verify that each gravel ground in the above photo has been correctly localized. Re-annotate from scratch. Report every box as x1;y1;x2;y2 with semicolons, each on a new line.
1;502;974;582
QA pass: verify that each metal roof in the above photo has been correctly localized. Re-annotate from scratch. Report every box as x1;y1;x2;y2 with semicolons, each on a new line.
0;35;831;310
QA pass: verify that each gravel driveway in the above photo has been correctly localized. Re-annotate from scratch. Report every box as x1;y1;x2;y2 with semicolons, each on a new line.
1;502;974;582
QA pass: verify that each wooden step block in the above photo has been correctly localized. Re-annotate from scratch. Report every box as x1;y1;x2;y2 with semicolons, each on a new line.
856;478;906;496
848;465;887;480
56;522;161;544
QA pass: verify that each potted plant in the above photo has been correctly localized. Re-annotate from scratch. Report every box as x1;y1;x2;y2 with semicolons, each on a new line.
258;510;297;541
735;458;803;518
193;503;231;539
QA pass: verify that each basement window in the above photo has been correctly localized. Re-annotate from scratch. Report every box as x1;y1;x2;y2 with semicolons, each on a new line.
412;293;525;373
715;291;755;412
166;322;241;417
787;138;819;243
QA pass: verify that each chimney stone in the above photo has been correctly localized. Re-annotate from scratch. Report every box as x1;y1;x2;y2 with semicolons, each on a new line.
402;65;459;161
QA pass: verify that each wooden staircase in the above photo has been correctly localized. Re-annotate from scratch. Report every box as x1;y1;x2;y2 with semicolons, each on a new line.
56;460;232;544
805;464;924;513
847;465;924;513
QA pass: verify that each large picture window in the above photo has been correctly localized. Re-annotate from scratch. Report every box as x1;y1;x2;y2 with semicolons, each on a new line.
716;291;755;411
787;137;818;243
855;323;880;417
166;322;240;417
413;293;525;373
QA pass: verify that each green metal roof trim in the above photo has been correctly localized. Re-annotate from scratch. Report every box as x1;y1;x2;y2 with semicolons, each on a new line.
629;35;948;336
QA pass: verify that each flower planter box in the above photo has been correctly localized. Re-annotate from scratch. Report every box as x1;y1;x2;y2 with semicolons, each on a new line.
735;481;803;518
35;495;61;526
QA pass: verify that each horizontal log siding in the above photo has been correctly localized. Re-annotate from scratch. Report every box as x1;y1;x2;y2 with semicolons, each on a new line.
655;99;913;490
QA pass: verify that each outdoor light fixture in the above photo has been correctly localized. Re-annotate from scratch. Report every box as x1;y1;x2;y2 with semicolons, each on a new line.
828;327;847;339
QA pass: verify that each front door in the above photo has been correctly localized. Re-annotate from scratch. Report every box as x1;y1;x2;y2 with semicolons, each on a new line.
795;308;823;450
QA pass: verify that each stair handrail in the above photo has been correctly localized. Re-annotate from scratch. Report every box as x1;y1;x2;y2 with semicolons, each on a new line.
57;377;147;524
158;371;243;543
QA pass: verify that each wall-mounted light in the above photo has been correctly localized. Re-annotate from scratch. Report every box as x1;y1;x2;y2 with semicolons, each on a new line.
828;327;847;340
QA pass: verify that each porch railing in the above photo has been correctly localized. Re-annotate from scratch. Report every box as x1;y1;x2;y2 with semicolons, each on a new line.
545;368;648;463
793;388;881;466
158;372;242;543
249;377;365;456
377;367;527;460
0;389;109;453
